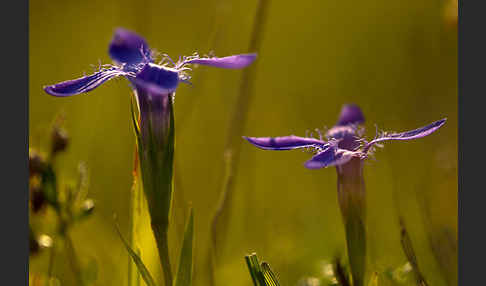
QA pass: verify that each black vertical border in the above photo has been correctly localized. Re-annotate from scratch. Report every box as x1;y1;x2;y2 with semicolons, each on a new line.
459;0;485;285
0;0;29;284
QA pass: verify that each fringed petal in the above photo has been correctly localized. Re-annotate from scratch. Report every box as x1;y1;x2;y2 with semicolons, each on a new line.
44;67;129;97
183;53;257;69
243;135;327;150
363;118;447;153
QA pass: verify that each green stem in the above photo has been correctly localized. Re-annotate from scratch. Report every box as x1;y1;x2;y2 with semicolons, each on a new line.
47;245;56;278
65;232;84;286
128;151;139;286
343;211;366;286
134;90;175;286
336;158;366;286
152;223;173;286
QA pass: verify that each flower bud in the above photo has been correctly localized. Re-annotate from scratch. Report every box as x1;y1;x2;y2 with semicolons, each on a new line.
37;234;53;249
29;231;52;256
81;199;95;216
51;127;69;154
30;186;47;213
29;149;46;176
29;229;40;255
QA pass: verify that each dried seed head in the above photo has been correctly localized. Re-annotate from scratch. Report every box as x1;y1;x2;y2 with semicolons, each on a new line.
29;149;46;176
29;232;40;255
51;127;69;154
82;199;95;215
29;232;53;256
38;234;53;248
30;186;47;213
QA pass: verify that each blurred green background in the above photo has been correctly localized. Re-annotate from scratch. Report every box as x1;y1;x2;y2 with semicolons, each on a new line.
29;0;457;285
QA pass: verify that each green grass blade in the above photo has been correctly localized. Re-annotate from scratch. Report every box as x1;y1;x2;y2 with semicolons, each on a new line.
245;253;281;286
245;255;260;286
115;224;157;286
130;95;141;140
245;253;266;286
399;219;429;286
367;272;378;286
333;258;351;286
261;262;280;286
174;208;194;286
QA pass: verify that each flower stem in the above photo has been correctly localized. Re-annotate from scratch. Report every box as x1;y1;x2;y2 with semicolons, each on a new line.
151;223;172;286
65;232;84;286
47;244;56;277
336;158;366;286
133;90;175;286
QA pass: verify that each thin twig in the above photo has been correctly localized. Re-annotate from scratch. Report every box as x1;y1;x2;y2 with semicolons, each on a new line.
47;245;56;278
127;144;139;286
210;0;271;263
65;232;84;286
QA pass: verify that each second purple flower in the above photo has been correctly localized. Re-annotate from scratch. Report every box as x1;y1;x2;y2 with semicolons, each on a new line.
243;105;445;170
243;104;445;286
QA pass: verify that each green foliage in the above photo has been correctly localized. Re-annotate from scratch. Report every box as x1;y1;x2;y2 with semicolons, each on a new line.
132;94;176;286
245;253;281;286
367;272;378;286
333;258;351;286
399;220;428;286
261;263;281;286
29;121;96;286
343;213;366;286
174;209;195;286
41;165;59;209
116;223;158;286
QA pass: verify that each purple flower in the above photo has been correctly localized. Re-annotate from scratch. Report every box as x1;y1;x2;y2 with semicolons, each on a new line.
43;28;256;286
243;104;446;169
244;104;445;286
43;27;257;98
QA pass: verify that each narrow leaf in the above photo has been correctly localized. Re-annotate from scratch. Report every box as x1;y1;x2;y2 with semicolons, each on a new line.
333;258;351;286
130;96;141;141
245;253;281;286
367;272;378;286
245;253;266;286
41;164;59;209
261;262;280;286
115;223;157;286
245;255;260;286
174;208;194;286
399;219;429;286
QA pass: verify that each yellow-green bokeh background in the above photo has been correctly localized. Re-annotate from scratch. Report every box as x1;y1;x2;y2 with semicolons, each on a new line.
30;0;457;285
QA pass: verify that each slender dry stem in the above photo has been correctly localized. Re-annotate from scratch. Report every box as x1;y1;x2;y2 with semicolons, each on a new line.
209;2;271;285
